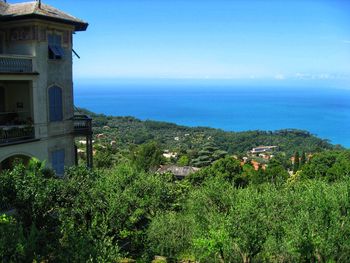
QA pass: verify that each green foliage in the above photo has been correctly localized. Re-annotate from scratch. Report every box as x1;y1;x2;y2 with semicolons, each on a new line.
293;151;300;173
2;149;350;262
150;178;350;262
300;150;350;182
147;212;193;260
0;215;27;262
191;142;228;167
263;158;290;185
177;155;190;166
132;141;165;172
94;148;114;169
0;159;190;261
78;108;336;160
188;157;245;187
300;151;306;166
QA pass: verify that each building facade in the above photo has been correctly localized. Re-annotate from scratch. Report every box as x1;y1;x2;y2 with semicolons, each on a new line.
0;0;92;175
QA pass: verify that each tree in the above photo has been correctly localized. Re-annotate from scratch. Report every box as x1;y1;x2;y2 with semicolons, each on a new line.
188;156;244;187
300;150;350;182
293;152;300;173
94;149;113;168
132;141;165;172
264;158;289;185
192;142;227;167
300;151;306;167
177;155;190;166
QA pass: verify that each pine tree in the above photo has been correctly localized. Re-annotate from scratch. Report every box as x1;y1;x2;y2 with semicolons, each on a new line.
191;141;227;167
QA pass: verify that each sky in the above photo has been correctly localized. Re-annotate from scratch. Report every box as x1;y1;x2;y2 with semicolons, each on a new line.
10;0;350;87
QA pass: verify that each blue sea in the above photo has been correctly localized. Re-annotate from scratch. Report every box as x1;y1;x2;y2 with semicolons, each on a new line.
74;83;350;148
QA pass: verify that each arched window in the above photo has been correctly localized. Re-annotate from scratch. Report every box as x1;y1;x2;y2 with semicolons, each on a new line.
49;86;63;122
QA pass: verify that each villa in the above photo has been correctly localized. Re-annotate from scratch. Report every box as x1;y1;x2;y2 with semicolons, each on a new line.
250;146;278;154
0;0;92;175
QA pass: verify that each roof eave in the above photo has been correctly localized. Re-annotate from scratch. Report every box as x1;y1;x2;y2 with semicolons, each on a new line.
0;14;88;31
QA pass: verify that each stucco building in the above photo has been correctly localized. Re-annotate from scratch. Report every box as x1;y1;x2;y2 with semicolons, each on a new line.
0;0;92;175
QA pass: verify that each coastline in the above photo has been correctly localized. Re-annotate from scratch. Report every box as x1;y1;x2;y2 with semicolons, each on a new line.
74;84;350;148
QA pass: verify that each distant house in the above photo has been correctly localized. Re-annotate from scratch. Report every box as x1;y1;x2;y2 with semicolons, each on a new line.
96;134;105;139
259;153;273;160
291;154;312;164
250;146;278;154
157;165;200;179
163;151;177;159
251;160;266;171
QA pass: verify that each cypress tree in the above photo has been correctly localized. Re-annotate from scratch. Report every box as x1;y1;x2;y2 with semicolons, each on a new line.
293;151;300;173
300;151;306;167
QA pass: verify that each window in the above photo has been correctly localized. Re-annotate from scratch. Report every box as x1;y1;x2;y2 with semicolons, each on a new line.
51;149;65;176
48;34;64;59
49;86;63;122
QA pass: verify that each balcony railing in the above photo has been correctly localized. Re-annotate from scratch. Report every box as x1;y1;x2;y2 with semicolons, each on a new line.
73;115;92;135
73;114;93;168
0;54;33;73
0;125;35;145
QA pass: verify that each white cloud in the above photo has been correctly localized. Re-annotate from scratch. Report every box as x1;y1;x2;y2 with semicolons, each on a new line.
295;73;310;79
294;72;343;80
274;74;285;80
318;73;330;79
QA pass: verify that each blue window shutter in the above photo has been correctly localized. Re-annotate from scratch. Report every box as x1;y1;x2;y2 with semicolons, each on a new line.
52;149;65;175
49;86;63;122
49;87;56;121
56;87;63;121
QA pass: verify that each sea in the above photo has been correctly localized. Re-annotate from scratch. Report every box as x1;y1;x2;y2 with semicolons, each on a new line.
74;83;350;148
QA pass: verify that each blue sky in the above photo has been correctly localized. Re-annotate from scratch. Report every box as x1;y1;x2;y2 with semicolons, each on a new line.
11;0;350;87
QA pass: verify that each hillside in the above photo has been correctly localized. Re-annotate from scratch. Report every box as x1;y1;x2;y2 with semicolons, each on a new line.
78;108;339;157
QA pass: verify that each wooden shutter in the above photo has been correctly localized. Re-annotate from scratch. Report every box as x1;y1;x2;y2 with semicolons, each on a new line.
49;87;56;121
49;86;63;122
52;149;65;176
55;87;63;121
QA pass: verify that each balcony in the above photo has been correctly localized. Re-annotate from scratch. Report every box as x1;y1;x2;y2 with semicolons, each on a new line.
0;54;33;73
73;114;93;136
73;114;93;168
0;125;35;146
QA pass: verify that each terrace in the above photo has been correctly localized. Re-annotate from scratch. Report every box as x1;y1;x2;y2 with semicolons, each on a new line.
0;80;35;146
0;124;35;146
73;114;92;136
0;54;34;74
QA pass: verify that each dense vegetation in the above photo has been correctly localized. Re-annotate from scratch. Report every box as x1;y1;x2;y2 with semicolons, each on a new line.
79;108;339;160
1;149;350;262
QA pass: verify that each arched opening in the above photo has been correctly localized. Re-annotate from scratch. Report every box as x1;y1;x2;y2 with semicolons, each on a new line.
0;154;31;172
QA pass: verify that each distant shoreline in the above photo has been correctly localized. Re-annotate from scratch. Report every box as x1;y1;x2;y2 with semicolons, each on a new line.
75;85;350;147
